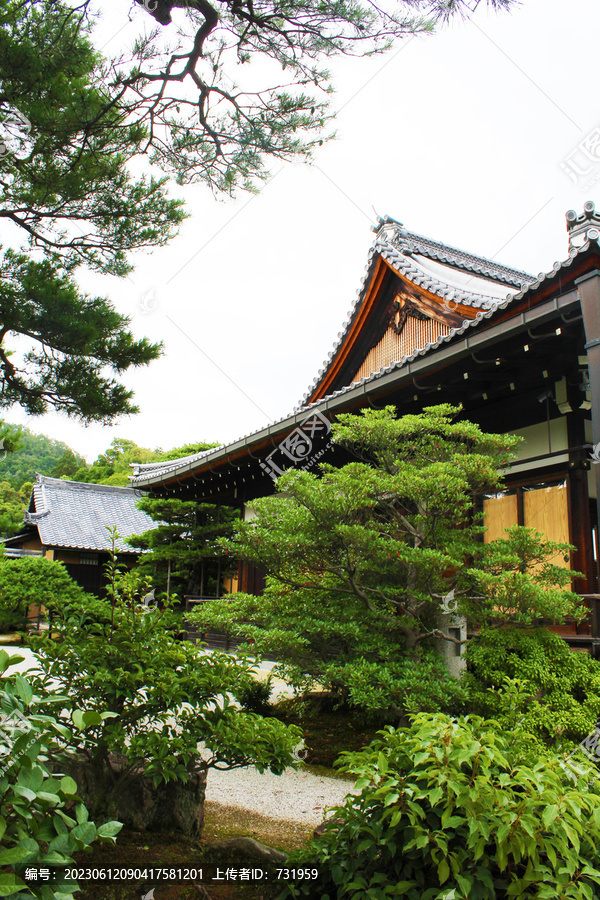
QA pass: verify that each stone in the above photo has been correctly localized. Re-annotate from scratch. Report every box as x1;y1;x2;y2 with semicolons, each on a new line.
313;816;344;839
207;837;287;864
49;751;206;837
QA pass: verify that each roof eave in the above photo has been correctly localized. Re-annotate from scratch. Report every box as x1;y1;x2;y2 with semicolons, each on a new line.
133;284;580;490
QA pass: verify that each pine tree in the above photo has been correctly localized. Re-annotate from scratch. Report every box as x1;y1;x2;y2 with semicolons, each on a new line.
0;2;184;421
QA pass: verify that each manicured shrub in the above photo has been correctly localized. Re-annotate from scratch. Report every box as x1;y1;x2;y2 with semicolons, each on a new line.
463;627;600;746
0;556;92;633
282;713;600;899
235;674;274;715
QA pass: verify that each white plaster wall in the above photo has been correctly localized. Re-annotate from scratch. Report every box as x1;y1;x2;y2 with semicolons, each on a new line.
505;418;568;475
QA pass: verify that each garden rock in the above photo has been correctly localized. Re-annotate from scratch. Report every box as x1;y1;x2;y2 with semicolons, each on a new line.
50;752;206;837
207;837;287;864
313;816;344;839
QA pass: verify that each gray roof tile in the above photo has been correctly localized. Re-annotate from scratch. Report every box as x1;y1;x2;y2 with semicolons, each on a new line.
25;474;157;553
378;217;535;288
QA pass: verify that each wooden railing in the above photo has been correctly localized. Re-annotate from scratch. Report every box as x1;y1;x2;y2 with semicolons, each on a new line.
184;596;244;651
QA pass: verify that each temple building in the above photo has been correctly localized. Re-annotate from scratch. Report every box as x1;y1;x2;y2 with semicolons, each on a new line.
131;203;600;655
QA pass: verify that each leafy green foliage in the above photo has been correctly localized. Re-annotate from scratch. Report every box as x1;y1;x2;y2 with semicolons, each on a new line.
27;532;300;820
283;714;600;899
465;526;584;629
0;649;122;899
0;482;30;540
0;557;92;633
192;406;585;720
74;438;221;488
69;437;237;598
73;438;164;487
49;451;84;482
236;675;274;716
464;628;600;747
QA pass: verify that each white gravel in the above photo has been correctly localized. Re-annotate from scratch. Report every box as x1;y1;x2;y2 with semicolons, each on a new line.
4;646;359;827
205;764;359;826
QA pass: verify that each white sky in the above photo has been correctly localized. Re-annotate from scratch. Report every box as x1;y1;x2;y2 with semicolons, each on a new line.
4;0;600;461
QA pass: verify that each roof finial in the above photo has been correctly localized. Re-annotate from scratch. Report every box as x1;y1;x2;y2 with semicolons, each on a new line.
371;213;404;234
566;201;600;249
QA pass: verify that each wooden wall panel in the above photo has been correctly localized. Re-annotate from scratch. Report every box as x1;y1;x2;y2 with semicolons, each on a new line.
483;494;518;543
238;560;266;595
523;484;570;570
352;318;450;383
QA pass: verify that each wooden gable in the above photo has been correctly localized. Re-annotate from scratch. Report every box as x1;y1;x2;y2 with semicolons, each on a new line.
309;257;480;404
302;218;537;407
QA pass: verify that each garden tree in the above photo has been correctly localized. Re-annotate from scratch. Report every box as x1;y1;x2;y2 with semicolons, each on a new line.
129;439;234;596
74;438;164;486
70;437;235;597
191;406;587;720
131;494;239;598
74;437;221;488
51;449;86;481
0;1;514;423
283;713;600;899
0;556;96;632
87;0;512;194
463;627;600;747
0;421;86;489
27;534;301;829
0;1;184;421
0;650;122;899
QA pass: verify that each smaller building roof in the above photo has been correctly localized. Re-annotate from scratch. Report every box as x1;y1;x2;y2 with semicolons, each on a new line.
23;474;156;553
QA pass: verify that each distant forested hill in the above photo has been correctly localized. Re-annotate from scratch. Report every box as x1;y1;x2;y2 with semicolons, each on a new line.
0;423;87;489
0;425;218;538
0;422;88;537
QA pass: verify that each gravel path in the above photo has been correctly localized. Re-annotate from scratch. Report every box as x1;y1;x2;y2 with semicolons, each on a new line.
4;647;359;827
205;764;358;826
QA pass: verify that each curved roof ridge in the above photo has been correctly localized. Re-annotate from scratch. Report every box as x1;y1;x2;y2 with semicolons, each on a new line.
301;220;520;406
376;217;535;288
379;243;503;309
36;473;139;494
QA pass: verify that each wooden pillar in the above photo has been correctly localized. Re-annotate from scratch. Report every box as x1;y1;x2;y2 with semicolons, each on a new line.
575;269;600;644
566;408;594;598
576;270;600;538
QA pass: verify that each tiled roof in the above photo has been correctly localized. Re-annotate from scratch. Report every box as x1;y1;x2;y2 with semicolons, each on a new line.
302;219;536;405
129;448;213;479
130;225;598;491
378;217;535;288
297;235;595;410
25;474;157;553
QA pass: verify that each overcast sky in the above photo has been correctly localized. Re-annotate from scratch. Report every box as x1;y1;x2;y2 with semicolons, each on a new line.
4;0;600;462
